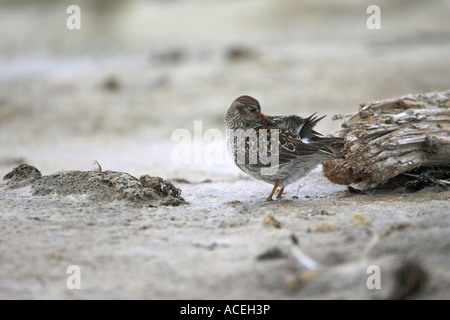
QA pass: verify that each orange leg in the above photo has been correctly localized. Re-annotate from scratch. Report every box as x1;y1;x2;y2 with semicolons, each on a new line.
276;187;285;199
266;179;280;201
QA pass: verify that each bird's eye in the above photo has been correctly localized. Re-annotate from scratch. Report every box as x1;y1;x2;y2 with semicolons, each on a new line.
247;106;256;112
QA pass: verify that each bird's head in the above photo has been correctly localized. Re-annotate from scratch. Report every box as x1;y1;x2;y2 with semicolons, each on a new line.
225;95;272;129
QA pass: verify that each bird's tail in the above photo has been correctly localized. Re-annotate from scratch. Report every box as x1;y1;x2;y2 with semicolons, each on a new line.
311;136;344;159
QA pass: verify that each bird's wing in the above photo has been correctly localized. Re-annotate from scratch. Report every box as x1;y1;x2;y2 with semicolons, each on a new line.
230;114;341;168
259;114;342;165
277;129;330;164
267;114;323;138
249;126;324;168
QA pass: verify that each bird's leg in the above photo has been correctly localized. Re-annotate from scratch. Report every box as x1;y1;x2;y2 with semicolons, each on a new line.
266;179;280;201
276;187;285;199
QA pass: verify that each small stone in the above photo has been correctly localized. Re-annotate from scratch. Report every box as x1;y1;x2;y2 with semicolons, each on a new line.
263;211;281;228
103;76;120;91
283;270;317;292
320;210;334;215
307;221;339;233
256;247;286;260
352;213;372;226
226;47;255;61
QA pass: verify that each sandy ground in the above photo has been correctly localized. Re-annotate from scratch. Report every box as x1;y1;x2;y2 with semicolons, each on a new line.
1;166;449;299
0;0;449;299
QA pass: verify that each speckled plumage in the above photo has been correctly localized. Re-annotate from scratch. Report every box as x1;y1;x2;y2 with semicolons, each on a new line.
225;95;341;200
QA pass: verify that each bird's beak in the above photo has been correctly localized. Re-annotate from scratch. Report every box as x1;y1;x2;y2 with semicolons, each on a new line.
258;112;272;124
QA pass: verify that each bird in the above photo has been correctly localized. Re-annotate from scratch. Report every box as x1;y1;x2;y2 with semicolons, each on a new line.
225;95;342;200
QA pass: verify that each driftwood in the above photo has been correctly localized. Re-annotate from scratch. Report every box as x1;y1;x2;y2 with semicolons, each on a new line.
322;90;450;185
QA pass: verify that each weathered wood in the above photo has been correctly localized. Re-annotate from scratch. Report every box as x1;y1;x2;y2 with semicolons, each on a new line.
322;91;450;185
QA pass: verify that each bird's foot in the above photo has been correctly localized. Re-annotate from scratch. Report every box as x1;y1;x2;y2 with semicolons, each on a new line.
276;187;285;199
266;180;280;202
